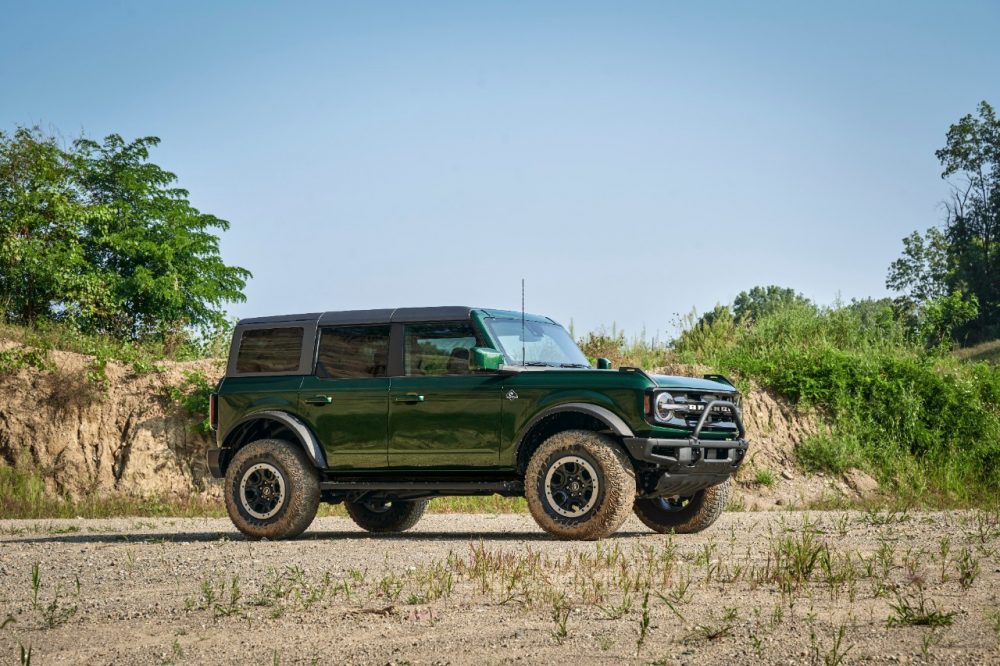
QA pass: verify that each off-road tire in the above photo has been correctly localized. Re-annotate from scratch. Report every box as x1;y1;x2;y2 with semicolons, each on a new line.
525;429;636;540
224;439;320;540
633;478;730;534
346;499;428;533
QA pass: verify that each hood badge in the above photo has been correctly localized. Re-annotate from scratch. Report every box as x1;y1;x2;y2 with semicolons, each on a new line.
505;390;519;401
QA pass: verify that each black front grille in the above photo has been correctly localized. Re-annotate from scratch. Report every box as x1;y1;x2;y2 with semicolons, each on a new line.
673;393;739;429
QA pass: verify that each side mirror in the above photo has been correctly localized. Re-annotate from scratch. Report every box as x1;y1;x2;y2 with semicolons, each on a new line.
469;347;505;372
597;358;612;369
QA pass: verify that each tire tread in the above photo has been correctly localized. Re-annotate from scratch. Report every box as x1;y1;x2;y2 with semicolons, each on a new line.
633;479;730;534
223;438;320;540
346;499;428;533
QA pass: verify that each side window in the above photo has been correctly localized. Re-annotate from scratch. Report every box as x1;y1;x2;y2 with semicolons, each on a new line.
316;326;390;379
404;322;481;376
236;327;304;373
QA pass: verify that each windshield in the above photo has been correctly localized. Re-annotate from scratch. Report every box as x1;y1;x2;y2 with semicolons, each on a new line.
485;318;591;367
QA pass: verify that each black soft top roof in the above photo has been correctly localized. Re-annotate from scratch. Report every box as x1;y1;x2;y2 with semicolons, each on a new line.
237;306;477;327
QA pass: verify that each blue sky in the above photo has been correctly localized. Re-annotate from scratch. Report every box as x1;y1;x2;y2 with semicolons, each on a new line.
2;1;998;338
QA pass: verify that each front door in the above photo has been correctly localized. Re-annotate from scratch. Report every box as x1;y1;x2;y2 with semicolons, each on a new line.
388;321;502;468
298;325;391;470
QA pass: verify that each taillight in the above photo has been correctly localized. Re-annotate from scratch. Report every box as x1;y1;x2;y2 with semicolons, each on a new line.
209;393;218;431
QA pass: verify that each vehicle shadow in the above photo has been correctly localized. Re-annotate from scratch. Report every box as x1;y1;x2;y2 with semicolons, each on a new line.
5;529;653;546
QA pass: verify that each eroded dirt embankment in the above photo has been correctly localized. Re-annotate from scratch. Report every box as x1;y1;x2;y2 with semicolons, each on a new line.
0;349;877;506
0;343;221;499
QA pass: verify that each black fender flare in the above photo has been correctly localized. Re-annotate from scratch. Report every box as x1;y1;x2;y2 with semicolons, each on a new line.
221;410;327;469
514;402;635;464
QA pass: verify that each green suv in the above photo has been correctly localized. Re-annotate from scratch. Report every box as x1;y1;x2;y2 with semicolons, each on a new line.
207;307;748;540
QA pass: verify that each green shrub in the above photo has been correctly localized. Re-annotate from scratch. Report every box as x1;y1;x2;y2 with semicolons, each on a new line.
165;370;215;434
796;432;864;475
577;324;673;369
673;301;1000;502
0;346;50;375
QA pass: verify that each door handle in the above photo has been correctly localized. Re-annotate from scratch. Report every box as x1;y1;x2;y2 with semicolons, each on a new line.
304;395;333;406
393;393;425;403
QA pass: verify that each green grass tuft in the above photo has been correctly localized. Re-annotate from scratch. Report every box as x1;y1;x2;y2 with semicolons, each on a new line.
754;468;776;487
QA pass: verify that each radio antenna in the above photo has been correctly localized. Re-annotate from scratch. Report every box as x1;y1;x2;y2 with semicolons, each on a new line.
521;278;526;366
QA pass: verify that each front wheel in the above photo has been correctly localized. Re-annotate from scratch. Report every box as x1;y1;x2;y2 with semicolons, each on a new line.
346;498;428;533
525;430;636;540
633;479;731;534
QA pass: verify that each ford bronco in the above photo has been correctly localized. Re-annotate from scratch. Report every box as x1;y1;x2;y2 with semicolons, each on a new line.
207;307;748;540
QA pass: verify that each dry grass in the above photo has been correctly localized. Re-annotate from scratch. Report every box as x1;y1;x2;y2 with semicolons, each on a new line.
955;339;1000;364
0;465;529;519
3;511;999;663
171;510;998;663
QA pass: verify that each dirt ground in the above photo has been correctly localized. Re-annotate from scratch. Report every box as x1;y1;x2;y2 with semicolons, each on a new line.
1;511;998;665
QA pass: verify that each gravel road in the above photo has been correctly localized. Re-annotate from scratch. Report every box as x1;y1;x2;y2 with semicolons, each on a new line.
1;511;998;665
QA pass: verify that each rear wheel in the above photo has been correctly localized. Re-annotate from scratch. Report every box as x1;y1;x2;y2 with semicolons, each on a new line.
633;479;730;534
224;439;320;540
346;498;428;533
525;430;635;540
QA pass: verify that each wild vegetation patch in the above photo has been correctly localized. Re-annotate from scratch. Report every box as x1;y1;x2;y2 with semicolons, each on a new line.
678;303;1000;502
579;296;1000;505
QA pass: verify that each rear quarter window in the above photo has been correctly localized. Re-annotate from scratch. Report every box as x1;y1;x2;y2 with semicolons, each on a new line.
236;327;304;373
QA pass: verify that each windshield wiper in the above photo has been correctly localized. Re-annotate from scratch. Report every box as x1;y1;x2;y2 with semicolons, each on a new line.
518;361;590;368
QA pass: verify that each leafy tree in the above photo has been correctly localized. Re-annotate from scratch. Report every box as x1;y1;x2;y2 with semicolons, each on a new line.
885;227;951;305
0;128;108;325
698;303;735;327
843;297;902;337
71;134;251;339
919;290;979;349
888;101;999;343
672;304;736;358
937;101;999;340
673;286;813;355
732;285;814;323
0;126;250;341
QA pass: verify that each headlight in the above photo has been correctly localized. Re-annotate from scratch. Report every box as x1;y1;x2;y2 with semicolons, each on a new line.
653;392;675;422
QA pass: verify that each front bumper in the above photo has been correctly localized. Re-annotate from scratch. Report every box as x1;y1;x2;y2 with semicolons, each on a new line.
624;397;749;497
622;437;748;470
623;437;748;497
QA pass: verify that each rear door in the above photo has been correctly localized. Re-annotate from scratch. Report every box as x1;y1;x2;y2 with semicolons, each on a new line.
298;325;391;469
388;321;503;468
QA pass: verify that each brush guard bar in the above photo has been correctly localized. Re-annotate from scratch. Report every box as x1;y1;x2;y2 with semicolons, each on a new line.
623;399;748;497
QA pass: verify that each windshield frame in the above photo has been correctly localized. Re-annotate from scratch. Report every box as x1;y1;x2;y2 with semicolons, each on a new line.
483;317;592;368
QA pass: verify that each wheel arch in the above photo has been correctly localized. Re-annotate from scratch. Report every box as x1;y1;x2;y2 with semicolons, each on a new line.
219;410;326;474
513;403;634;473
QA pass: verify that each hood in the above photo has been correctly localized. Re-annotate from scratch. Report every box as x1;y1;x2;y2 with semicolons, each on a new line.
649;374;738;393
